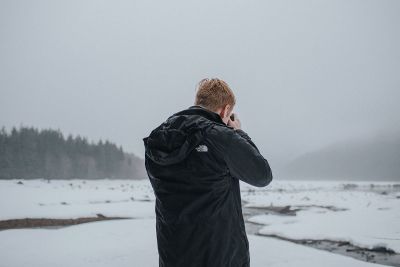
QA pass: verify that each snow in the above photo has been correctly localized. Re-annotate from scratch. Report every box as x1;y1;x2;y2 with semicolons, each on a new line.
0;218;384;267
0;178;397;266
0;219;158;267
241;180;400;253
0;179;155;220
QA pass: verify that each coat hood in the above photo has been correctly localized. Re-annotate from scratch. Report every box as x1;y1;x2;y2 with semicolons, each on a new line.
143;105;225;166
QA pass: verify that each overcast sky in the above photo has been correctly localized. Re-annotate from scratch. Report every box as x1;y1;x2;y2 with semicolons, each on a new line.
1;0;399;169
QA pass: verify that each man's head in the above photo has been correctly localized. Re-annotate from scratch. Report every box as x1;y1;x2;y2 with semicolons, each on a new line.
194;78;236;124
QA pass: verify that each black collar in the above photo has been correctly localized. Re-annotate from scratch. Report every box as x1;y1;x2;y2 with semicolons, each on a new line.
172;105;225;125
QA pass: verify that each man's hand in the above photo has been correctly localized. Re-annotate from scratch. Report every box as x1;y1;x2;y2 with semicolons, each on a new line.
227;113;242;130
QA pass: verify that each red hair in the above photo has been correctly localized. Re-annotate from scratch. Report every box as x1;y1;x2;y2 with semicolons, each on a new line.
194;78;236;113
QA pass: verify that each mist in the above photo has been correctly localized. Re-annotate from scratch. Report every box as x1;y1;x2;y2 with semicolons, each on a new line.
1;0;399;179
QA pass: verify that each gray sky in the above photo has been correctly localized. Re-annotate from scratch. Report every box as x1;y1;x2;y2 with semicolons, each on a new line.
1;0;399;170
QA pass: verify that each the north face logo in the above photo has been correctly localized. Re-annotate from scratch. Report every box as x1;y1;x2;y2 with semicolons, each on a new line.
195;144;208;152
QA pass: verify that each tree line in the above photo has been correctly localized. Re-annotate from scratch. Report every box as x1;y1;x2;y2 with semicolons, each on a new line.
0;126;145;180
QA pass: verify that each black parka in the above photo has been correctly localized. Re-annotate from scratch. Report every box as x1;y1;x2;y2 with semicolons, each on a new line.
143;105;273;267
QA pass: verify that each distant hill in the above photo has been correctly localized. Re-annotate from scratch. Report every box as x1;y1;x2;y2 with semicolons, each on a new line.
281;133;400;181
0;126;146;180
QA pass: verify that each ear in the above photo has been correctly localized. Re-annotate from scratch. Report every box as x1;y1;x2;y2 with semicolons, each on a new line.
216;106;224;118
223;104;231;118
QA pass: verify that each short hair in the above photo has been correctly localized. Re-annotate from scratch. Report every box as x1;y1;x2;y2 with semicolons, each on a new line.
194;78;236;113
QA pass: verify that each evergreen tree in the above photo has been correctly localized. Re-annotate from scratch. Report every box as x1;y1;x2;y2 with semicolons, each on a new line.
0;126;145;180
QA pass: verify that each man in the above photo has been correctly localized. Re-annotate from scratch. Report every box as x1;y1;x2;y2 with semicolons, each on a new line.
143;78;273;267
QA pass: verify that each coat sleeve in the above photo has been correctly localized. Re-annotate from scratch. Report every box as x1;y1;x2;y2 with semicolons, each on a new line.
208;125;273;187
224;128;273;187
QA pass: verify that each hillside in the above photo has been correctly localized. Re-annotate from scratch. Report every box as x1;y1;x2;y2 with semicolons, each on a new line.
282;133;400;181
0;126;146;180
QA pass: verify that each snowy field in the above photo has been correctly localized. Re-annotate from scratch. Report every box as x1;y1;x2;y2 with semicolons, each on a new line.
242;181;400;254
0;178;399;267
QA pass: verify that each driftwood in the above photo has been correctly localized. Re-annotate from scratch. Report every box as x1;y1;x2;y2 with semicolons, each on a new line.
0;214;132;230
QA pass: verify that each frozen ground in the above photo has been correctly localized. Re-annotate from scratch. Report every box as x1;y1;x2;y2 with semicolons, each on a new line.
0;179;398;267
240;181;400;254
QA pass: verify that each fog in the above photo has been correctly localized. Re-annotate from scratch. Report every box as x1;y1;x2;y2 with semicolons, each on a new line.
1;0;399;175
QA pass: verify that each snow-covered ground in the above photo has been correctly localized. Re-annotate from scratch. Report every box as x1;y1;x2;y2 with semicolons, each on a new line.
0;178;398;267
241;181;400;254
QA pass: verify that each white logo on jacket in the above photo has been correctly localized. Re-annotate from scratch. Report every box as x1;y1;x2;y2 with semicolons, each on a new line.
195;144;208;152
